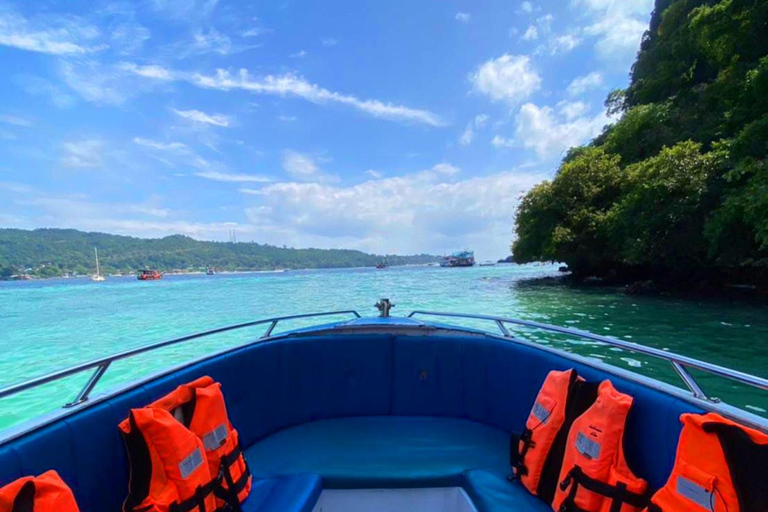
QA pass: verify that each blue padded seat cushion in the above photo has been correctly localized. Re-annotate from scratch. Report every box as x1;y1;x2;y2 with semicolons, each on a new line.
463;470;551;512
242;474;321;512
244;416;510;489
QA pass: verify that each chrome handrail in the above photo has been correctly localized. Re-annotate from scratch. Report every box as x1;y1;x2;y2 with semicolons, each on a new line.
0;310;361;408
408;310;768;400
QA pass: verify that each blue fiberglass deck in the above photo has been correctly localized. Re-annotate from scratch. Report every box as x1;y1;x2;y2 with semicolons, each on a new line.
0;311;766;512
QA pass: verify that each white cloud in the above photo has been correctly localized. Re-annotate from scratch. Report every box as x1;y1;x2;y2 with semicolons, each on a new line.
520;2;534;13
60;60;132;105
539;34;581;55
190;29;232;55
123;65;445;126
172;108;231;127
278;114;297;122
242;18;271;38
110;22;150;55
289;50;308;58
0;115;33;127
522;26;538;41
459;114;489;146
512;102;609;159
133;137;188;152
567;72;604;95
471;54;541;104
14;75;76;109
557;100;588;120
60;140;103;168
281;151;334;181
572;0;654;62
194;171;272;183
365;170;382;179
119;62;174;81
455;12;471;23
242;163;544;255
321;38;338;47
0;9;103;55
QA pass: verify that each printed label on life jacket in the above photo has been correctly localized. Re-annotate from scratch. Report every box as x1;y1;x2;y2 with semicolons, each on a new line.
676;475;715;511
179;447;204;479
575;432;601;460
202;424;229;451
532;401;551;424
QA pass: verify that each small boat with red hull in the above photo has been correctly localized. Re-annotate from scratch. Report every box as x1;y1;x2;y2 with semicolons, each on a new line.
137;269;163;281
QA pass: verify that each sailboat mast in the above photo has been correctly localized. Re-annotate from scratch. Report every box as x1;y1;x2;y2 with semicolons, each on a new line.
95;248;100;276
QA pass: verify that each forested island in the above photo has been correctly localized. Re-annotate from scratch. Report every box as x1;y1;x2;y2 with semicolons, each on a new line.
0;229;438;278
513;0;768;293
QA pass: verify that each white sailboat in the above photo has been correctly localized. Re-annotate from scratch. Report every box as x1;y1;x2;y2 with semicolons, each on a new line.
90;248;106;282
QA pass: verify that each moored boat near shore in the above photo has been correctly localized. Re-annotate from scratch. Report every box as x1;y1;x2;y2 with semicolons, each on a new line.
440;250;476;267
137;269;163;281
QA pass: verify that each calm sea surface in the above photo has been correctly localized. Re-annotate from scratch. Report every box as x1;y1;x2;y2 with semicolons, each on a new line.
1;263;766;430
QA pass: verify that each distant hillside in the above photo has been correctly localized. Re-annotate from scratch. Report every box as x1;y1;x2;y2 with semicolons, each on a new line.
0;228;439;278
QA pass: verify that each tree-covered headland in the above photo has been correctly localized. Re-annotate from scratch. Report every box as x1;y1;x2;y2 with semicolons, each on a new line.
0;229;438;278
513;0;768;291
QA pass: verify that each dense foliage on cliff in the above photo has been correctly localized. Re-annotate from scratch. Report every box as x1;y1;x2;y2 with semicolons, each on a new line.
513;0;768;284
0;229;438;278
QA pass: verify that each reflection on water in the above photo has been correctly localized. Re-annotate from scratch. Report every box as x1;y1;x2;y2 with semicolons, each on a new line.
0;263;766;430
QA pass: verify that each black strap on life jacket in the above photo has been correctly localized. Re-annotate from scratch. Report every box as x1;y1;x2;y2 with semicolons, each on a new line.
11;481;36;512
702;421;768;512
509;428;533;480
557;466;649;512
169;478;222;512
212;443;251;512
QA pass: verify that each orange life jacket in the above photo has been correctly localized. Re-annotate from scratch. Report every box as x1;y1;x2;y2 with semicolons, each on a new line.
647;412;768;512
119;376;252;512
553;380;649;512
0;470;80;512
513;369;600;503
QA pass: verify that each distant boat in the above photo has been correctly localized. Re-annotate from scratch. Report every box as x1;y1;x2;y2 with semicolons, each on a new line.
440;250;475;267
206;267;215;275
138;269;163;281
479;261;495;267
375;262;387;269
90;248;106;282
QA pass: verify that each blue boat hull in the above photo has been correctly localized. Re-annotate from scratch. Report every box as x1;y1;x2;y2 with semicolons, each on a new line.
0;317;764;512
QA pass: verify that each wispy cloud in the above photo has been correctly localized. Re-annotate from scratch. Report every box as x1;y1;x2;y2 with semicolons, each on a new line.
119;62;174;81
455;12;471;23
0;8;104;55
568;72;604;96
172;108;231;127
194;171;272;183
133;137;188;152
460;114;489;146
321;38;338;47
0;114;33;127
281;151;331;181
60;60;134;105
122;65;445;126
60;139;104;168
289;50;308;58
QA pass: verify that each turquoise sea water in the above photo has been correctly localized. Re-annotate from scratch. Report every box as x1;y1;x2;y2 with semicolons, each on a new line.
0;264;766;430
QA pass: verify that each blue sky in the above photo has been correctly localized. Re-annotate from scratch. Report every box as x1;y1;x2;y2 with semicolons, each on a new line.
0;0;654;258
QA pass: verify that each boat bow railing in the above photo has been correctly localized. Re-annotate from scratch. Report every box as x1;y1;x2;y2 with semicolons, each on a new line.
1;308;766;417
408;310;768;401
0;310;361;409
